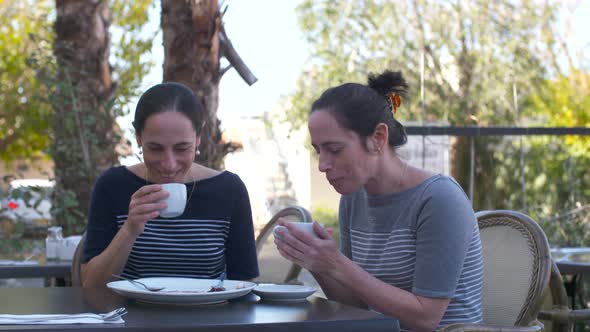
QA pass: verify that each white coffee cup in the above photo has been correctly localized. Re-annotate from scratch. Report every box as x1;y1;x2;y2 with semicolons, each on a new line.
160;183;187;218
273;222;321;239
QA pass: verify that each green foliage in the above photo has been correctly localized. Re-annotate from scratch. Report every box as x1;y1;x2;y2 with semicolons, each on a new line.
472;69;590;243
286;0;561;215
0;238;42;260
287;0;553;128
519;71;589;245
1;0;156;236
539;206;590;247
25;39;98;236
524;71;590;157
0;0;54;161
491;136;589;238
50;185;86;235
110;0;158;118
0;175;51;250
288;1;589;244
0;0;155;162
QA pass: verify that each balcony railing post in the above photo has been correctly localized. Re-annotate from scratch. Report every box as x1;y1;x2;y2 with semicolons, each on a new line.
469;137;475;202
520;136;527;211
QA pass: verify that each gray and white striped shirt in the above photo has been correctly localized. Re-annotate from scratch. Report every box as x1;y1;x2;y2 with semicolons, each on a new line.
339;174;483;330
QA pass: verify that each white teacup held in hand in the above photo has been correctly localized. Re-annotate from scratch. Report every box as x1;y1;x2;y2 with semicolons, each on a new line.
159;183;187;218
273;222;323;239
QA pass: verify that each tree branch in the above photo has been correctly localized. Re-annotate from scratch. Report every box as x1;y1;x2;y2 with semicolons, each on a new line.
410;0;457;96
218;25;257;85
219;64;232;78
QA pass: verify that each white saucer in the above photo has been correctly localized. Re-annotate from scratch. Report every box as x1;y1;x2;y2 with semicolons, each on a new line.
253;284;317;302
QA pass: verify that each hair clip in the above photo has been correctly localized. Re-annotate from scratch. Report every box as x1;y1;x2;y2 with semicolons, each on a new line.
388;92;401;114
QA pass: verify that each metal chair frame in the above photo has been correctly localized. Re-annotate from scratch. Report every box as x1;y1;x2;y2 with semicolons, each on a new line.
255;205;312;284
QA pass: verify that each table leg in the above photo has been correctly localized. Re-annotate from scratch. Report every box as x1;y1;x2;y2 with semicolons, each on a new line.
575;274;587;308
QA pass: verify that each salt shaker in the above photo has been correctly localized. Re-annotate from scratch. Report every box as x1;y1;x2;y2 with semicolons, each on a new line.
45;226;63;261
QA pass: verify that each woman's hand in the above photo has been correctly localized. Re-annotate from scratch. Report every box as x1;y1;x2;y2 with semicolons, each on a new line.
124;184;168;236
274;218;344;275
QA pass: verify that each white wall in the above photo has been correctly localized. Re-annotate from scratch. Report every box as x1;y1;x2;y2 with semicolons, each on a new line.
223;115;311;232
398;123;450;175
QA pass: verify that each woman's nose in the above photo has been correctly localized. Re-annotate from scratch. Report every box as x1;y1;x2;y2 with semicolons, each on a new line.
161;151;177;170
318;154;332;173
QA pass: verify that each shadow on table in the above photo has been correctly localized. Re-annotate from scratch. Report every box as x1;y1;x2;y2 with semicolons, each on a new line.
82;287;127;312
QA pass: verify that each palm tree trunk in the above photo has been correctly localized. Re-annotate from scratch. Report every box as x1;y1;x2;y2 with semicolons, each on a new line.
161;0;226;169
53;0;119;235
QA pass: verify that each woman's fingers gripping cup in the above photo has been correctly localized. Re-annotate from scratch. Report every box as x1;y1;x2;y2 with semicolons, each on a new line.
273;221;324;241
126;185;168;235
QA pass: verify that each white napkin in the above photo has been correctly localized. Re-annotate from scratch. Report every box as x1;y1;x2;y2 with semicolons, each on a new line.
0;308;126;325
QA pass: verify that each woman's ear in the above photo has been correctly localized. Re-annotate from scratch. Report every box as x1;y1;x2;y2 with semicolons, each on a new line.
136;135;142;148
369;123;389;153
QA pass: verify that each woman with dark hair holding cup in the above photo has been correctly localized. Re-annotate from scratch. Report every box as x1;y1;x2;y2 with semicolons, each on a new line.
274;71;483;331
81;82;259;286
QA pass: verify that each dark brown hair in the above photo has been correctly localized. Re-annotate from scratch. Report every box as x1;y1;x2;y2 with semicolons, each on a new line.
311;70;408;148
132;82;204;137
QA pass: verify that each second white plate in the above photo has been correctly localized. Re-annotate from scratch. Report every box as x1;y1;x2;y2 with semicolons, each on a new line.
253;284;317;301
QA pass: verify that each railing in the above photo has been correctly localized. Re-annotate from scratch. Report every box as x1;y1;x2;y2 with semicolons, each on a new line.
405;126;590;136
405;125;590;204
403;125;589;247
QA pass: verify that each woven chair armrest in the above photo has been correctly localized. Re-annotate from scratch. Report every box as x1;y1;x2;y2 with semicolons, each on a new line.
437;320;544;332
539;308;590;323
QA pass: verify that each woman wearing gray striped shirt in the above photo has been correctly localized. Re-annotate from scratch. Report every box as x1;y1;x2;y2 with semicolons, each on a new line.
274;70;483;331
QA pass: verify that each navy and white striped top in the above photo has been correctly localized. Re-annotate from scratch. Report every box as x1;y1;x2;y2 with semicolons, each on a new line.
83;166;259;281
340;175;483;330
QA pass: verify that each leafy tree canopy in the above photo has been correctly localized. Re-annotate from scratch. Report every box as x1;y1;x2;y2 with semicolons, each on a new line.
524;70;590;157
0;0;54;162
110;0;157;119
0;0;156;163
286;0;557;129
285;0;589;229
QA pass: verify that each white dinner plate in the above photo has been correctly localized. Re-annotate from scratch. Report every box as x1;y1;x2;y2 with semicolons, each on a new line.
253;284;317;302
107;277;256;305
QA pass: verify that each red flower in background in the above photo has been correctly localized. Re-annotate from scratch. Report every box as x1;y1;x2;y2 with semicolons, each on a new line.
7;201;19;209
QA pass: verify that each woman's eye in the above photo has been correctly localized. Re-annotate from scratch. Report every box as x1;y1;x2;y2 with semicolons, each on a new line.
328;147;342;154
